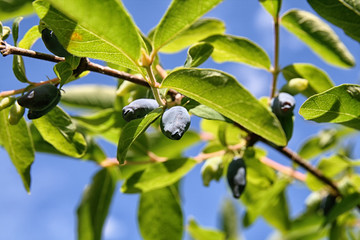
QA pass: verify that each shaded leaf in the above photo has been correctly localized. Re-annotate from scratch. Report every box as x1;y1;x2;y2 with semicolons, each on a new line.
299;84;360;130
77;168;118;240
117;108;163;164
282;63;334;97
308;0;360;43
138;186;183;240
324;192;360;225
281;9;355;68
0;108;34;192
159;18;225;53
54;61;73;86
219;199;240;240
32;106;87;158
188;218;225;240
61;84;116;109
33;0;143;72
161;68;286;146
121;158;197;193
184;42;214;68
153;0;223;51
12;17;29;83
0;0;33;21
204;34;271;70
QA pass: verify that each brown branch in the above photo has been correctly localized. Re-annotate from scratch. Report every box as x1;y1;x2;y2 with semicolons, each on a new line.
274;146;341;196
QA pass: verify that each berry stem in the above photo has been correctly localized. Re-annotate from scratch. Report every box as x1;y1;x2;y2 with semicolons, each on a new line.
144;65;166;106
270;14;280;99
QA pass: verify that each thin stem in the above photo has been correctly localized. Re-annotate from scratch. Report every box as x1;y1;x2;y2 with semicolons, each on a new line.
270;16;280;99
144;66;165;106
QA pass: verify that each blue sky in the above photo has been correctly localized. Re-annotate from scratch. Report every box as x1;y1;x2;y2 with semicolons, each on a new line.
1;1;360;239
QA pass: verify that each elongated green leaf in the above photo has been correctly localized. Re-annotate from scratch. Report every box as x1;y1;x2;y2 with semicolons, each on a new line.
121;158;197;193
299;84;360;130
0;108;34;192
204;34;271;69
308;0;360;43
184;42;214;68
188;218;225;240
259;0;282;18
281;9;355;68
153;0;223;51
61;84;116;109
220;199;240;240
77;168;118;240
298;128;353;160
32;106;87;158
54;62;73;86
0;0;33;21
282;63;334;97
12;17;29;83
138;186;183;240
117;108;163;163
33;0;143;72
159;18;225;53
18;25;41;49
324;193;360;225
161;68;286;146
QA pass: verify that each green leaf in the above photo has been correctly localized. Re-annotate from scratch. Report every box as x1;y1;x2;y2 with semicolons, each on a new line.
32;106;87;158
1;26;11;40
299;84;360;130
121;158;197;193
0;0;33;21
61;84;116;109
204;34;271;70
298;128;353;160
259;0;282;18
18;25;41;49
12;55;29;83
153;0;223;52
306;155;351;191
138;186;183;240
54;61;73;86
184;42;214;68
33;0;143;72
0;108;34;192
12;16;22;45
117;108;163;164
187;218;225;240
219;199;240;240
281;9;355;68
308;0;360;43
77;168;118;240
159;18;225;53
148;130;200;158
282;63;334;97
324;192;360;225
161;68;286;146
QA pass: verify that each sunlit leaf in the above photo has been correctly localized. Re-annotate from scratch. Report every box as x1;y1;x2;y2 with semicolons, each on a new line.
121;158;197;193
138;186;183;240
33;0;143;72
308;0;360;43
153;0;223;52
18;25;41;49
259;0;282;18
282;63;334;97
159;18;225;53
32;106;87;158
187;218;225;240
0;108;34;192
204;34;271;70
77;167;119;240
184;42;214;68
161;68;286;146
299;84;360;130
281;9;355;68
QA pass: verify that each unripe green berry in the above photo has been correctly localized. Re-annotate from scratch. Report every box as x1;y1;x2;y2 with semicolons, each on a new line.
201;156;223;187
281;78;308;95
0;97;16;111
